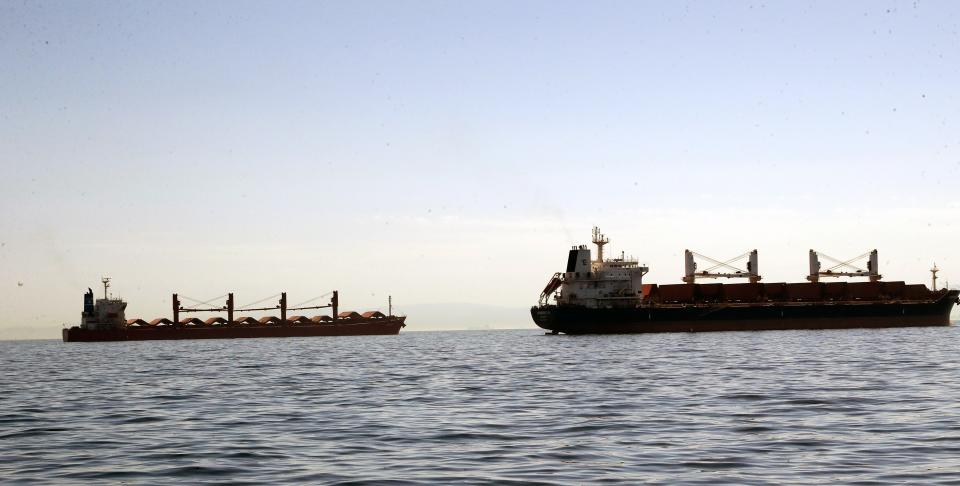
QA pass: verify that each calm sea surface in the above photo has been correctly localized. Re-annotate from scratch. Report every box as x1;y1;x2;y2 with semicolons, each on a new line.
4;327;960;484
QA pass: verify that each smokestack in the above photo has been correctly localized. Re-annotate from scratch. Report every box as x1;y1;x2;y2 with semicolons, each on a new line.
172;293;180;326
332;291;339;320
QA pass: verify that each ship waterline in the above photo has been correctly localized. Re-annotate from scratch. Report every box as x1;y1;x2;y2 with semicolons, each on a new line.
63;319;405;342
532;295;956;334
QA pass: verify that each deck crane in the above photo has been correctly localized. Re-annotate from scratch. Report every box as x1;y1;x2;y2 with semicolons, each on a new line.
806;249;880;283
173;291;338;324
683;249;761;284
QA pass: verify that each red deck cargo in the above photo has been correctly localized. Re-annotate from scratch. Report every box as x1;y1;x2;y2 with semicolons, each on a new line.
658;284;695;303
822;282;847;300
902;284;932;300
696;283;724;301
847;282;881;300
786;283;822;301
881;281;906;298
763;283;787;300
723;283;762;302
641;284;657;301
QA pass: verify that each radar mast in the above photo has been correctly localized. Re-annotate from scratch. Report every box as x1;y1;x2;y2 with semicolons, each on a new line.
592;226;609;263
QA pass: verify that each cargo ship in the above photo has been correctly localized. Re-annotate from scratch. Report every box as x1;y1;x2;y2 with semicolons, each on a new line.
531;228;958;334
63;279;405;342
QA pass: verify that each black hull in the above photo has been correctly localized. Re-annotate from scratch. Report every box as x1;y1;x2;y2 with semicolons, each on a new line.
531;291;959;334
63;319;405;342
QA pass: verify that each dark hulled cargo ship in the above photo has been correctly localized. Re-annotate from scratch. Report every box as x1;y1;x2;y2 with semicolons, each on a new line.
531;228;958;334
63;279;405;342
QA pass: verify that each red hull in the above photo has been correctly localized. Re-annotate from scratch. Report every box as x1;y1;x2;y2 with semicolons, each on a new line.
63;318;405;342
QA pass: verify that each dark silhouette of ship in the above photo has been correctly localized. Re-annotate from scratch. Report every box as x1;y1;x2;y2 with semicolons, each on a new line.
63;278;405;342
531;228;958;334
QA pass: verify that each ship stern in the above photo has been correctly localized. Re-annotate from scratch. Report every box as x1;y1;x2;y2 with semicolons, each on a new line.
530;305;559;333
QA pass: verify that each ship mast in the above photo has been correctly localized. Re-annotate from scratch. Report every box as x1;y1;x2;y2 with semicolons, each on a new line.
101;277;111;300
931;263;939;291
592;226;609;263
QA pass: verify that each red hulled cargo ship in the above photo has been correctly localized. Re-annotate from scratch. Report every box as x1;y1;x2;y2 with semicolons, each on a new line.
63;280;405;342
531;228;958;334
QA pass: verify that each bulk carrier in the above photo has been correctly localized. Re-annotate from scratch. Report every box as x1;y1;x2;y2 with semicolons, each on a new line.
63;279;405;342
531;228;958;334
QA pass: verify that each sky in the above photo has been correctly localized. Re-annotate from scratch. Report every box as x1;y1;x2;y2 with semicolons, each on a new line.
2;1;960;338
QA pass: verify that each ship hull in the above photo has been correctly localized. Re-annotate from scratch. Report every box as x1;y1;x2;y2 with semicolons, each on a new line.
531;291;959;334
63;319;405;342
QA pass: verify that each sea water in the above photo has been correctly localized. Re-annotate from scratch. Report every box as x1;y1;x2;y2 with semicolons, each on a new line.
3;327;960;484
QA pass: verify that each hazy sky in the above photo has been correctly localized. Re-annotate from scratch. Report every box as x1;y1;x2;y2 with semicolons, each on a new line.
2;1;960;337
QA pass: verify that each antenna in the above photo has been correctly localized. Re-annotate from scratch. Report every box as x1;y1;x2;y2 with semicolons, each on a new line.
591;226;609;263
101;276;111;300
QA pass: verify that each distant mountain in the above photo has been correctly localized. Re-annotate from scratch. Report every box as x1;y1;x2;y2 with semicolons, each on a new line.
392;303;534;331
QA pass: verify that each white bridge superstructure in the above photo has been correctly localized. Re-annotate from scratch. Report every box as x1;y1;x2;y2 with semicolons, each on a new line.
539;227;649;308
80;277;127;330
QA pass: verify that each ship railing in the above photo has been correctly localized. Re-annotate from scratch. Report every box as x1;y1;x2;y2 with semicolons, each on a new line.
604;257;639;264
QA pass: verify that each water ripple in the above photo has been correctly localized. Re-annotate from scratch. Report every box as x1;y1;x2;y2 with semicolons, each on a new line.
3;328;960;483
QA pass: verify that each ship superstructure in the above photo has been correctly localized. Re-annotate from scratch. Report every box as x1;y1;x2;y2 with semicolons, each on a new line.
540;227;649;308
532;228;959;334
80;278;127;331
